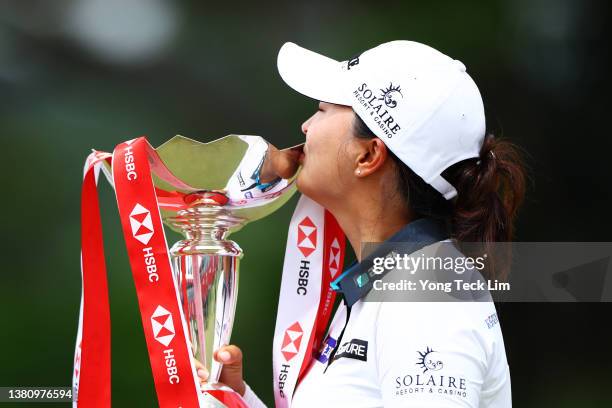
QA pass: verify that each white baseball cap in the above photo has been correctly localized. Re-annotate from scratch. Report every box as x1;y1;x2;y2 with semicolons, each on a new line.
277;40;486;200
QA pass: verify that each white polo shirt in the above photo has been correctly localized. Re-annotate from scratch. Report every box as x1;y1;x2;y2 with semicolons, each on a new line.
244;221;512;407
291;296;511;408
244;296;510;408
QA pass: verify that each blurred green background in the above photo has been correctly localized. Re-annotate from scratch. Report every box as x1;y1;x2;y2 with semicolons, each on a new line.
1;0;611;406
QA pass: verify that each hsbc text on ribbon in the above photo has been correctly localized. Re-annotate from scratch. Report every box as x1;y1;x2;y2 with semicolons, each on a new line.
297;260;310;295
162;349;180;384
124;145;138;181
143;247;160;283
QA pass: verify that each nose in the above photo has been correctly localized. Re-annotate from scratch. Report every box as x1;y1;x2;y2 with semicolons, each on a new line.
301;117;311;136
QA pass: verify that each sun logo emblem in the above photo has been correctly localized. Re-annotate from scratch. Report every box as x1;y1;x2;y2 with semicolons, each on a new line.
416;347;443;373
378;82;403;108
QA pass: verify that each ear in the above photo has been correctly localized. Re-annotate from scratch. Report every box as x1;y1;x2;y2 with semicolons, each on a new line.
354;138;389;177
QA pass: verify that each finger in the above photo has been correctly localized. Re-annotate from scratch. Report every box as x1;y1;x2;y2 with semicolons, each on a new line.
214;344;243;365
193;358;209;381
260;144;302;182
197;367;209;381
194;358;205;370
274;146;302;179
259;145;281;183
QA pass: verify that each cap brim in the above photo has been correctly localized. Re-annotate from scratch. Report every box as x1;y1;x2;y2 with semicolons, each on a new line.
277;42;352;106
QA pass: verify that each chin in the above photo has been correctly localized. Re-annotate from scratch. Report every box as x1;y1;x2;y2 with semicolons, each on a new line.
295;172;307;194
295;174;328;208
296;173;314;197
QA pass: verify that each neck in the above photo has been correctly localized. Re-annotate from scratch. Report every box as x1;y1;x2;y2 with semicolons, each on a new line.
329;189;413;262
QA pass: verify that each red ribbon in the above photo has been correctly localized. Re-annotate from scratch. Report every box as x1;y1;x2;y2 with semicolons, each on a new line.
75;138;204;407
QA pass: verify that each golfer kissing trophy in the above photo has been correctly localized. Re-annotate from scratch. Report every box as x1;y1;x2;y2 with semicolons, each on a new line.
73;135;300;408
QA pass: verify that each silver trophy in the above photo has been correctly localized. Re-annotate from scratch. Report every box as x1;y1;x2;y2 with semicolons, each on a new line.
146;135;300;406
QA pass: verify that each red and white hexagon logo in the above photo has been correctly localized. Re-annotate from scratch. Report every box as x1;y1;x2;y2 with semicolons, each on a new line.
328;237;341;278
151;305;175;347
297;217;317;258
130;203;154;245
281;322;304;362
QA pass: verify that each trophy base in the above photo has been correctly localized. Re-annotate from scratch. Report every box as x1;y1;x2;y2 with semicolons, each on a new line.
200;383;248;408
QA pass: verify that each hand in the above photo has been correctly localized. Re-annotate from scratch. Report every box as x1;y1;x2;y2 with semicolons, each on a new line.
195;344;246;397
259;143;303;183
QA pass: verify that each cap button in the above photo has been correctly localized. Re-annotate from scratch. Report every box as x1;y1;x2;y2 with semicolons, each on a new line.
453;59;466;72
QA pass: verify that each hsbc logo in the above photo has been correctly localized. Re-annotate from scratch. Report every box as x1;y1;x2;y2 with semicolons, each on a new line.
150;305;180;384
151;305;175;346
130;204;154;245
278;322;303;398
296;217;318;295
297;217;317;257
281;322;303;362
329;238;341;278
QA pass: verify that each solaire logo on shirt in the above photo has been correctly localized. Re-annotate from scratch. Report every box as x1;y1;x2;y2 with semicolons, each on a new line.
417;347;443;373
394;346;468;399
332;338;368;362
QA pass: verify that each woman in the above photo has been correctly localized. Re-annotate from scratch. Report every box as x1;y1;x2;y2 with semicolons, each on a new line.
198;40;525;407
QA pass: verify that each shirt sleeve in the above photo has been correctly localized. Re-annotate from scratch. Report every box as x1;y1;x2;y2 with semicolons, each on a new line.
242;382;268;408
374;302;506;408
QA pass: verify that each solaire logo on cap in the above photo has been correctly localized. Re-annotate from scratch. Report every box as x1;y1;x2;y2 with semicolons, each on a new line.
129;203;154;245
150;305;175;347
379;83;403;108
353;82;403;138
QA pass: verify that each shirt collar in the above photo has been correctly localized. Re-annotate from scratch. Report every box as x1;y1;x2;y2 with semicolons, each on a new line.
331;217;449;307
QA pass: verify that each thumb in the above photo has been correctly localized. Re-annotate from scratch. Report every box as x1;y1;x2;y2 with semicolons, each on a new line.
214;345;246;396
260;144;302;182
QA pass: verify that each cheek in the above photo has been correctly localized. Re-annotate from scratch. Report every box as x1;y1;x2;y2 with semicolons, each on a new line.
297;108;354;201
304;129;339;178
297;148;334;195
298;137;347;200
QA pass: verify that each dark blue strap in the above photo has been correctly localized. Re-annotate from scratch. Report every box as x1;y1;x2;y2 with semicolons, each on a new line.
331;218;449;307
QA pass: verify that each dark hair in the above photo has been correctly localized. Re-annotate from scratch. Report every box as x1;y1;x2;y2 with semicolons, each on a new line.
352;113;526;279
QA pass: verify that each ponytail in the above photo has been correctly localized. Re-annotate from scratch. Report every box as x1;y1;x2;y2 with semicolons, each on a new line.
450;134;526;244
447;134;526;280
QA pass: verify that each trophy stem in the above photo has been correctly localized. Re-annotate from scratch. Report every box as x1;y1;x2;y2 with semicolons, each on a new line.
165;196;245;384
